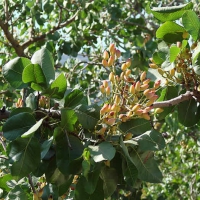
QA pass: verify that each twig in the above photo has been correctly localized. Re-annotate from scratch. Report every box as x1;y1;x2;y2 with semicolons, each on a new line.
21;9;80;50
0;155;8;160
0;132;7;152
28;174;36;194
152;91;193;108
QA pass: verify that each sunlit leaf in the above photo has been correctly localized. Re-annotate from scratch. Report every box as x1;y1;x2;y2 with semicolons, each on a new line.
182;10;200;41
3;113;36;141
151;2;193;22
2;57;31;89
89;142;116;162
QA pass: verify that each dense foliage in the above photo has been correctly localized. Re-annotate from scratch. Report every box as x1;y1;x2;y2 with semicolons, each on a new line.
0;0;199;199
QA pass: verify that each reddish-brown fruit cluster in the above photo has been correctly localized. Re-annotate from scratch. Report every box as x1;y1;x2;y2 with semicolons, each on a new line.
98;44;161;137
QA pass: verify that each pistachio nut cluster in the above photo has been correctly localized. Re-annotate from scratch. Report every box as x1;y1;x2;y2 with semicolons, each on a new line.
149;41;198;88
97;44;161;136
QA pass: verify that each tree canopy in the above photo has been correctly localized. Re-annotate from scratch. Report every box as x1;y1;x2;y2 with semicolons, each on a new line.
0;0;199;199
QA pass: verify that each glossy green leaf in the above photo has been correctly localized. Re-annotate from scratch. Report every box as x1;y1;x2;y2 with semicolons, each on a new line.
43;73;67;99
7;185;28;200
75;104;100;130
22;63;46;86
170;46;180;62
89;142;116;162
54;127;84;175
119;118;151;136
178;98;200;127
21;117;46;138
3;113;36;141
134;129;165;151
41;136;53;159
100;166;118;198
2;57;31;89
61;109;77;132
25;93;37;110
8;137;40;180
64;89;84;108
156;21;185;43
130;150;163;183
31;47;55;84
182;10;200;41
75;176;104;200
151;2;193;22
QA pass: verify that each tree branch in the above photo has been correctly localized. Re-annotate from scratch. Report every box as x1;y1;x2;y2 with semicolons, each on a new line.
28;174;36;194
21;9;80;50
0;20;25;56
152;91;194;108
4;0;9;23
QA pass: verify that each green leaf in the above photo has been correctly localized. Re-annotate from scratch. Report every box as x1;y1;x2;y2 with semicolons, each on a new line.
64;89;84;108
151;2;193;22
152;52;165;64
58;175;73;196
10;107;33;117
170;46;180;63
100;166;118;198
8;137;41;180
192;42;200;63
31;47;55;84
54;127;84;175
48;168;73;196
41;136;53;159
89;142;116;162
21;117;46;138
75;176;104;200
156;86;178;120
43;73;67;99
3;113;36;141
84;170;100;194
75;104;100;130
182;10;200;41
2;57;31;89
61;109;78;132
178;98;200;127
122;157;138;186
119;118;151;136
41;183;59;200
134;129;165;151
130;150;163;183
22;64;46;87
147;68;166;83
7;185;28;200
0;174;13;192
156;21;185;43
82;160;90;179
161;59;175;71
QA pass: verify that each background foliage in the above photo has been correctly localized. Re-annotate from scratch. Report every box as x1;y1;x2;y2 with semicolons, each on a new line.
0;0;200;200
